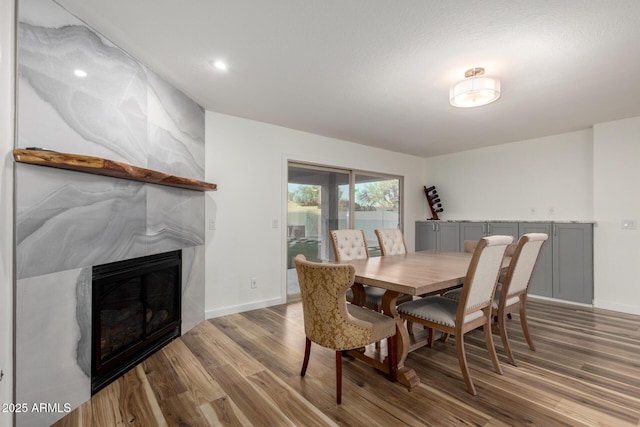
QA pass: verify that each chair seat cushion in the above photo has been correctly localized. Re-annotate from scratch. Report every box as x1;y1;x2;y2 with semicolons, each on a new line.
397;296;483;327
443;287;519;310
347;285;411;307
346;304;396;342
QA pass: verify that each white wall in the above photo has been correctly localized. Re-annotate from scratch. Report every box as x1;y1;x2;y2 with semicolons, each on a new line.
204;112;427;317
0;0;15;425
593;117;640;314
424;130;594;221
424;123;640;315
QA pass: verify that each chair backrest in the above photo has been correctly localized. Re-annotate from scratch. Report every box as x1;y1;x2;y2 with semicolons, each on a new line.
465;238;517;257
375;228;407;256
330;229;369;261
501;233;549;299
294;254;372;349
458;235;514;315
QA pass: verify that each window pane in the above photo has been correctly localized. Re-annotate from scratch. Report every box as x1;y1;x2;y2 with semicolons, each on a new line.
354;174;401;256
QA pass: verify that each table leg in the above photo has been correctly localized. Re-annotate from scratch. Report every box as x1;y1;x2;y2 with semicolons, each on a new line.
381;291;420;389
350;282;366;307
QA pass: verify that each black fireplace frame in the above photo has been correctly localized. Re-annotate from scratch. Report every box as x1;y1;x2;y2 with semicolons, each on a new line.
91;250;182;394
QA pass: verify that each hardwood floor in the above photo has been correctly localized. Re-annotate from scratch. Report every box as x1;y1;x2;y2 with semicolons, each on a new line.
54;299;640;426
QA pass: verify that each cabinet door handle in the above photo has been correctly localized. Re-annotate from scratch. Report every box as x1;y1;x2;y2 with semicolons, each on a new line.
487;223;491;235
553;224;557;236
432;223;436;232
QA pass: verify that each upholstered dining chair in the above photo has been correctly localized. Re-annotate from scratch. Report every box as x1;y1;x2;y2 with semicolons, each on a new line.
294;254;397;404
397;235;513;395
373;229;414;309
444;233;548;366
374;228;408;256
329;229;386;311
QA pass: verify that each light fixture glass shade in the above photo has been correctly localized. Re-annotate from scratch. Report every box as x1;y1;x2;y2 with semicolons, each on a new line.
449;76;501;108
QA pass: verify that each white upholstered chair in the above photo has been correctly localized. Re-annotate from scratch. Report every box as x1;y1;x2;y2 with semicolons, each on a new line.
374;228;408;256
329;229;386;311
397;235;513;395
294;255;397;404
444;233;548;365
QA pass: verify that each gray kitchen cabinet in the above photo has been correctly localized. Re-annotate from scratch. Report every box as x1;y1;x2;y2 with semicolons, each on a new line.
416;220;593;305
518;222;593;304
415;221;460;252
518;222;554;297
459;221;519;248
551;223;594;304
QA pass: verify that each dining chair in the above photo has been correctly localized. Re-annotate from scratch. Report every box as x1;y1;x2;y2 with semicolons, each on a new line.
294;254;397;404
443;233;548;365
329;229;386;311
397;235;513;395
373;228;414;307
374;228;408;256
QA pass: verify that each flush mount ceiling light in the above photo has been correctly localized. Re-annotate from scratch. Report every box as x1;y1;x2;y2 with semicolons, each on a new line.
449;67;500;108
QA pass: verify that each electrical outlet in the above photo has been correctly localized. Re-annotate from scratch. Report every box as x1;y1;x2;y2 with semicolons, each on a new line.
208;219;216;230
250;277;257;289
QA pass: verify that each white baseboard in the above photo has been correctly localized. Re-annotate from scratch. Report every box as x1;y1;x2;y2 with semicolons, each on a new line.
205;296;286;319
593;299;640;316
530;294;640;316
528;294;593;308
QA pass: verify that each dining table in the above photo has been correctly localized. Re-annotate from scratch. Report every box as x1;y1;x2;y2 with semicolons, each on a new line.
344;250;509;389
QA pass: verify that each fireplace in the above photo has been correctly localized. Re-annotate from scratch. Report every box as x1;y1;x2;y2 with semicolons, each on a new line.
91;250;182;394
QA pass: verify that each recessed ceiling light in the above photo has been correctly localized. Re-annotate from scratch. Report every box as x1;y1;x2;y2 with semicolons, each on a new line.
213;60;228;71
73;69;87;78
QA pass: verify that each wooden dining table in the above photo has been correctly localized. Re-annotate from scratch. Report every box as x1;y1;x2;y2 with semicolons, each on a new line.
344;250;509;389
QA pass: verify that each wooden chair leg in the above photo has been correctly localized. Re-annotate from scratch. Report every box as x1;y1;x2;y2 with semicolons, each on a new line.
519;303;536;351
455;333;476;396
406;320;414;335
498;311;517;366
387;335;397;382
484;318;503;375
335;351;342;404
440;332;450;343
428;328;435;347
301;337;311;376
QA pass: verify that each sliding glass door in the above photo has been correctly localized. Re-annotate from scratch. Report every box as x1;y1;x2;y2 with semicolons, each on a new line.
287;164;350;296
287;162;402;298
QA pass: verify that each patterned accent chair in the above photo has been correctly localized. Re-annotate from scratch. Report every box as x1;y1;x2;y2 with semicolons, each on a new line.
397;235;513;395
374;228;408;256
294;255;397;404
444;233;548;365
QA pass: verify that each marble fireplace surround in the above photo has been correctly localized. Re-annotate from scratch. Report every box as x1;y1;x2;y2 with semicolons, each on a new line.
15;0;209;425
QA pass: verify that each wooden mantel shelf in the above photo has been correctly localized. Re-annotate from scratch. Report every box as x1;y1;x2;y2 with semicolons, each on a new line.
13;149;217;192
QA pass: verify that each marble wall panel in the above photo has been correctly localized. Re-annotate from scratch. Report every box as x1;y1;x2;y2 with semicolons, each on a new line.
16;268;91;427
18;0;148;164
146;185;205;256
16;165;148;279
15;0;208;422
182;245;205;333
147;69;205;179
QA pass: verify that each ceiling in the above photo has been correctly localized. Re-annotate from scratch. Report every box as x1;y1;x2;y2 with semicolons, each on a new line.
55;0;640;158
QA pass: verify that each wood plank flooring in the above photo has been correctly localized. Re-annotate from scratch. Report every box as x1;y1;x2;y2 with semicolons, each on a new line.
54;299;640;426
